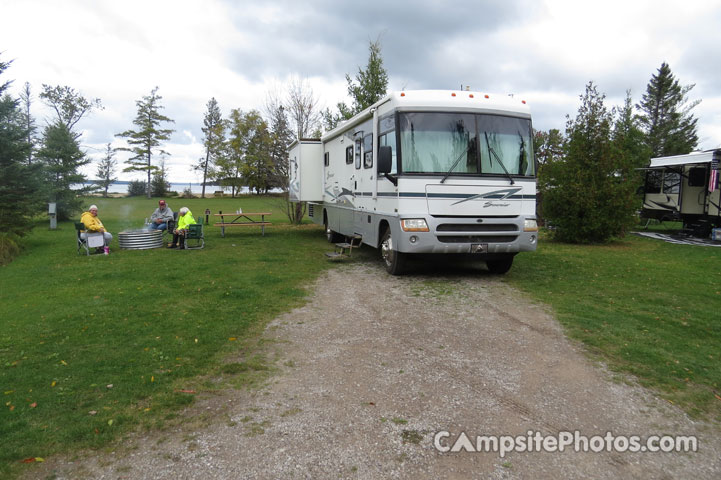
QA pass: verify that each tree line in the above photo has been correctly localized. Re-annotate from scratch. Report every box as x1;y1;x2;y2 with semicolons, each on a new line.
0;40;388;263
535;62;700;243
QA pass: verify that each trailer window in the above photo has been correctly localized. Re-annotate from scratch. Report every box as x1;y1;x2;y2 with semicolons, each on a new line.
645;170;662;194
663;171;680;194
345;146;353;165
363;134;373;169
324;151;329;167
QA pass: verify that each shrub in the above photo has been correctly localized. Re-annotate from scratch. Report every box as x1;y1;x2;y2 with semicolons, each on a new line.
127;180;147;197
0;233;21;266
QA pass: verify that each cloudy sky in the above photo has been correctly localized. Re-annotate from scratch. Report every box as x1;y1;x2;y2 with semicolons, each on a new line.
2;0;720;183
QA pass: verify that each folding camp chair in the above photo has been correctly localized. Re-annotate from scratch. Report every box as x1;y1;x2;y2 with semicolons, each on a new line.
75;222;103;255
183;218;204;250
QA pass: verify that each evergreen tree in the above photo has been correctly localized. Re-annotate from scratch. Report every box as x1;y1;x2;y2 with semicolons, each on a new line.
637;63;699;157
0;56;44;240
96;143;117;197
116;87;175;198
614;90;651;169
18;82;37;164
543;82;638;243
324;38;389;130
36;122;91;220
150;160;171;197
268;103;294;190
197;97;225;198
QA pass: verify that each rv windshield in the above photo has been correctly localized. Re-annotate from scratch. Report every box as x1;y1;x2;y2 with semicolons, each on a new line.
398;112;534;177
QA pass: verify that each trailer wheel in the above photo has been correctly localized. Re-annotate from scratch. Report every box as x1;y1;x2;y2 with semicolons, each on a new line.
486;256;514;274
325;222;343;243
380;229;406;275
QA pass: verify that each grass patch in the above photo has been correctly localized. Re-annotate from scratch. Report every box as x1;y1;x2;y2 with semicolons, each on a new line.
507;232;721;421
0;195;333;478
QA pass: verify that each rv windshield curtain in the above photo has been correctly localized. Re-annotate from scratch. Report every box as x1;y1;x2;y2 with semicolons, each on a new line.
399;112;534;177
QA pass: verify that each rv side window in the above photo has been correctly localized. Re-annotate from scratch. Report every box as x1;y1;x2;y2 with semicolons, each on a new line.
363;134;373;169
663;171;680;194
345;146;353;165
688;167;706;187
378;131;397;174
355;138;362;169
645;170;662;194
324;152;329;167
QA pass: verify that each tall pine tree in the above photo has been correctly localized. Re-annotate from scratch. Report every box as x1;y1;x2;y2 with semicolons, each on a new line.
196;97;225;198
637;63;699;157
0;56;43;241
116;87;175;198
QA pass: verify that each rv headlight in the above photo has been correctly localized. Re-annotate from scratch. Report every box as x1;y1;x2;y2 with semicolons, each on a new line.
401;219;430;232
524;219;538;232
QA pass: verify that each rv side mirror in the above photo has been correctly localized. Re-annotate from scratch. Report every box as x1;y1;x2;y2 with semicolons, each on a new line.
377;146;392;174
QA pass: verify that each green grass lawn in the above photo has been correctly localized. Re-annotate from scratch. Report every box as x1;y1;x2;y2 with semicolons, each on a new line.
508;231;721;421
0;195;334;477
2;198;720;476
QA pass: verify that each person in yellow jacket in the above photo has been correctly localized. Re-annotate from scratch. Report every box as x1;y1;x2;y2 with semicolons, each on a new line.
80;204;113;253
168;207;196;249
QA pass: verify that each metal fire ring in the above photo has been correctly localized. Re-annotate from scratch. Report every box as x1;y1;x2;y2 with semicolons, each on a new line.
118;229;164;250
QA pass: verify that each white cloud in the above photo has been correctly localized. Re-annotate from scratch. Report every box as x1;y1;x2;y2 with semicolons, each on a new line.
2;0;720;181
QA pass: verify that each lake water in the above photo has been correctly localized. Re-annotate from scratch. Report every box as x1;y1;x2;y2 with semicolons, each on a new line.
82;183;251;195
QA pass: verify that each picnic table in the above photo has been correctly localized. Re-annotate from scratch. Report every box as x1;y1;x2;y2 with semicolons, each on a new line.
214;212;272;237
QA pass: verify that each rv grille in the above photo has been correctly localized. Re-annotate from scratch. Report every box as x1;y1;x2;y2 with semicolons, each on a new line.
436;223;518;232
308;204;315;218
437;235;518;244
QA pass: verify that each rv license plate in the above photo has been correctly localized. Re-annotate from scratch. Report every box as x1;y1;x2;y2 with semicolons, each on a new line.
470;244;488;254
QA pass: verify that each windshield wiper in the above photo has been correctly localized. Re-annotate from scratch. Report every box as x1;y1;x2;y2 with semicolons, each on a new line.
484;131;515;185
440;141;473;184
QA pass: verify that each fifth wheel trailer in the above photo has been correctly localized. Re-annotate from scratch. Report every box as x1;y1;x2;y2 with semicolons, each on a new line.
288;90;539;274
641;149;721;236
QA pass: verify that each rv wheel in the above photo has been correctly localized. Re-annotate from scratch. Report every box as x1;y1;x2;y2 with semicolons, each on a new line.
486;256;514;274
325;222;343;243
380;229;406;275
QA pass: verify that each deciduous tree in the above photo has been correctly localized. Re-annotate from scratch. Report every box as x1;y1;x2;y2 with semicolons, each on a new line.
40;84;102;133
116;87;175;198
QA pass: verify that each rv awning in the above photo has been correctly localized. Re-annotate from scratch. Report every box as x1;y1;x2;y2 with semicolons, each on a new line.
649;149;719;168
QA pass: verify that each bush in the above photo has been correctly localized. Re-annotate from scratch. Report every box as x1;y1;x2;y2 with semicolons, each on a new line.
127;180;147;197
180;188;195;199
0;233;21;266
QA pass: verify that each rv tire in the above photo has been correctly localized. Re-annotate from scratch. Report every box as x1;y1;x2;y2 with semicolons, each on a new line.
325;222;343;243
486;255;514;275
380;229;406;275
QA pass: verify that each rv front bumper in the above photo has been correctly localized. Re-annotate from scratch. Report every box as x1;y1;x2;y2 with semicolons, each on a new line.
395;216;538;254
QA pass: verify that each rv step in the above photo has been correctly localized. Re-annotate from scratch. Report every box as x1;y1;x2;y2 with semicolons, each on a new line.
335;242;352;248
325;252;344;258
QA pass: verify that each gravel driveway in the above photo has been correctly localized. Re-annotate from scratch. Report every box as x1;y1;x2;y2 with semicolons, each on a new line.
29;262;720;479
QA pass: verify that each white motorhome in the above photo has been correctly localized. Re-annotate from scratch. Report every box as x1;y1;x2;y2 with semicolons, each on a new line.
288;90;538;274
641;149;721;236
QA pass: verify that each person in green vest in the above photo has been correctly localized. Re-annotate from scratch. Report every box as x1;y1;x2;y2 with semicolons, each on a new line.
168;207;196;249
